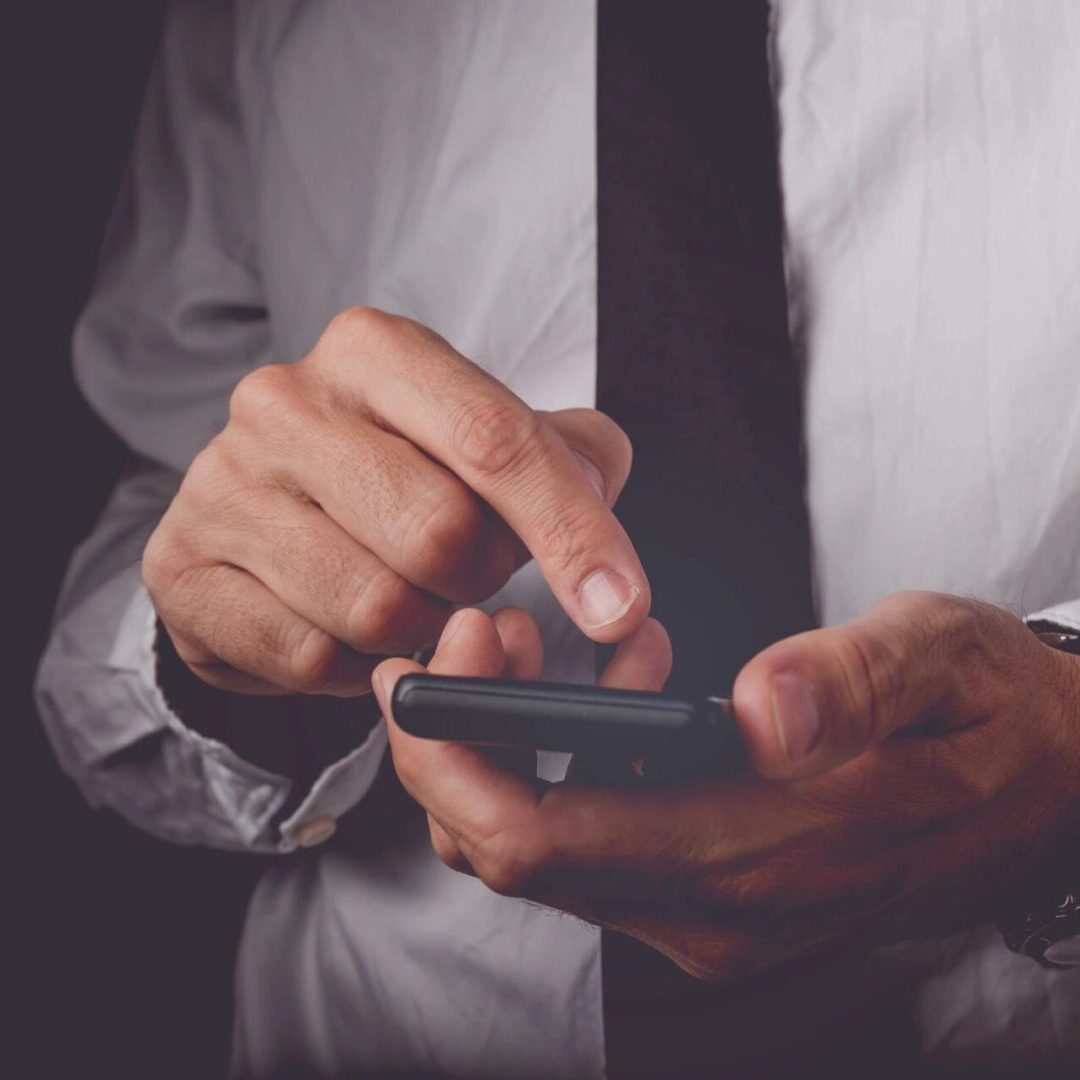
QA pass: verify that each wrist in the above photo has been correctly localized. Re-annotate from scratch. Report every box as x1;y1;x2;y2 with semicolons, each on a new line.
154;617;377;792
1042;643;1080;811
994;623;1080;968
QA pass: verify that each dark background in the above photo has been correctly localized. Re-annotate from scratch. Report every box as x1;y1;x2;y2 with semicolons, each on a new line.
15;6;257;1075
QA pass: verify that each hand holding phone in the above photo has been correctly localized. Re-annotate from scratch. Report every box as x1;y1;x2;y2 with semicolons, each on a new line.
391;674;748;779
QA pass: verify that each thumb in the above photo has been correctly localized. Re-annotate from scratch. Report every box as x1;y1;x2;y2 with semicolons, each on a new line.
732;591;993;780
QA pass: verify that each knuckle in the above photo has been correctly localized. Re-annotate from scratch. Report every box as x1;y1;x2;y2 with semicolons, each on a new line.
881;588;955;620
875;590;995;704
406;493;487;586
878;590;982;655
178;441;269;532
321;304;400;354
448;396;542;481
228;363;300;427
344;570;418;650
317;306;457;395
831;626;907;744
932;595;987;657
285;623;343;689
141;523;194;599
429;823;471;874
529;496;596;573
550;408;633;503
471;830;549;897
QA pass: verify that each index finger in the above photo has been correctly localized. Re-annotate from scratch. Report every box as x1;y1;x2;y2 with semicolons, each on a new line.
328;308;650;642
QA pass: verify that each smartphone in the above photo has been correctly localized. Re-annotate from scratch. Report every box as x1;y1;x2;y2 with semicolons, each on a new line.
391;673;747;775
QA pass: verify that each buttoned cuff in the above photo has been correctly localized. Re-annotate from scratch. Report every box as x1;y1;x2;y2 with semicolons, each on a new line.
36;570;387;853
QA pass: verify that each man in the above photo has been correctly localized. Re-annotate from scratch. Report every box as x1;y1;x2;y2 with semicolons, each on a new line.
37;1;1078;1076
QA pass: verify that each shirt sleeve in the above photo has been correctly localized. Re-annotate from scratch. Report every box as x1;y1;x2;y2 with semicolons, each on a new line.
34;0;387;854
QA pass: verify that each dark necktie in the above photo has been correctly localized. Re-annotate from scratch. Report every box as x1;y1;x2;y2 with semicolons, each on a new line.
596;1;820;1074
597;0;815;703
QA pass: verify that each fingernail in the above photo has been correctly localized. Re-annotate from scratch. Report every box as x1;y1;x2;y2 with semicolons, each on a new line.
371;669;385;699
577;569;638;629
769;671;821;765
572;450;608;503
440;608;469;647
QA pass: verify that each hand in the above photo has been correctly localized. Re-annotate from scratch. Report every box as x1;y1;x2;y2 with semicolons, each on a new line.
374;591;1080;980
143;307;648;695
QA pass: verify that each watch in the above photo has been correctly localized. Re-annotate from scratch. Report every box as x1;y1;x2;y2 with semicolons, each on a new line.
996;619;1080;968
1000;891;1080;969
1028;622;1080;657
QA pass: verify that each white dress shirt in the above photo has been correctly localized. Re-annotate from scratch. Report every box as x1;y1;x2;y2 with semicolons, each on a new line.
35;1;1079;1075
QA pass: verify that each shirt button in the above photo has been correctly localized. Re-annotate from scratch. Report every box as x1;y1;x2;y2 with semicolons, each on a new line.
295;815;337;848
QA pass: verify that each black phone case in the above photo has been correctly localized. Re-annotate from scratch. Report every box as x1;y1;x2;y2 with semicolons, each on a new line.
391;674;746;772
